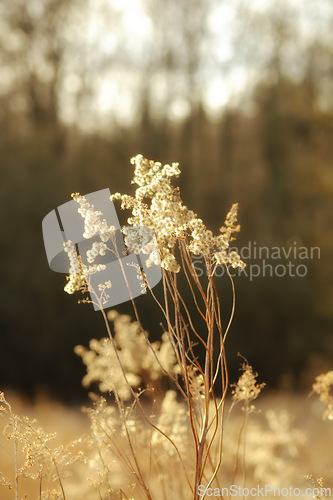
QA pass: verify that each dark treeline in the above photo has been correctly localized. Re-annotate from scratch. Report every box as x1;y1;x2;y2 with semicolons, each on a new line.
1;0;332;401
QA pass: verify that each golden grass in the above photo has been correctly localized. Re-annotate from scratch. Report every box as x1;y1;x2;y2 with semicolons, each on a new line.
0;391;332;499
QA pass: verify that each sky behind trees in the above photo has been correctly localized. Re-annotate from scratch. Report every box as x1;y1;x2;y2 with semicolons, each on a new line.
2;0;332;130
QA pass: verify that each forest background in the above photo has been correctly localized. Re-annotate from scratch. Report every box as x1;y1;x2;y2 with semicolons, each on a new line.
1;0;332;402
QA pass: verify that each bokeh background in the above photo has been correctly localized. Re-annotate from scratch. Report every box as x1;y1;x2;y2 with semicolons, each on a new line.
1;0;332;402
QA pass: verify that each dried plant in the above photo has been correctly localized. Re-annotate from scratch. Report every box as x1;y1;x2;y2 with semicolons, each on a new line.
0;391;82;500
312;371;333;421
60;154;247;498
231;360;265;413
229;360;265;488
0;155;331;499
76;310;179;400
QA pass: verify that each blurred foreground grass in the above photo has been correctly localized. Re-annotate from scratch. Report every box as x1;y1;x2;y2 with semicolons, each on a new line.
0;391;332;500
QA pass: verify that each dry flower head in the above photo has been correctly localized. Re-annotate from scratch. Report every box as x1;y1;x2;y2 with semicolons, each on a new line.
232;362;265;411
111;154;245;273
312;371;333;420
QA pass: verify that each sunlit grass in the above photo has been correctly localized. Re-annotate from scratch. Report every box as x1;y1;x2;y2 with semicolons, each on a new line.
1;155;332;499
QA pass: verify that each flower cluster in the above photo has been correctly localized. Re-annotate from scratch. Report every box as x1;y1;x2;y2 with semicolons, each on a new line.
63;194;117;300
73;193;115;243
122;226;160;267
63;241;88;295
232;362;265;411
63;240;107;297
75;311;179;401
111;155;245;272
313;371;333;420
86;241;107;264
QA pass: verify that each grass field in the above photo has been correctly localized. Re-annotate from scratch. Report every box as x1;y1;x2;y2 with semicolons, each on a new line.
1;390;332;499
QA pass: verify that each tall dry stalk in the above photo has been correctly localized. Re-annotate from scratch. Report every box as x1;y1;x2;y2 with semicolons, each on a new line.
63;154;246;499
